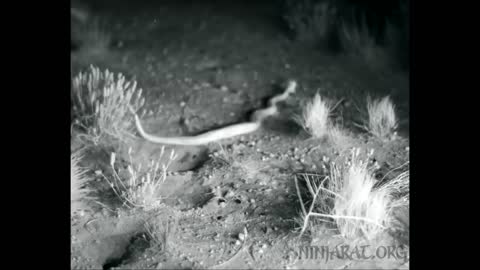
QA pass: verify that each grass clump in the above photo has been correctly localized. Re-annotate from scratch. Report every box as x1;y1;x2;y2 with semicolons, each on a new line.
71;65;146;147
365;96;398;141
102;146;177;211
295;92;333;139
71;150;93;216
295;148;409;240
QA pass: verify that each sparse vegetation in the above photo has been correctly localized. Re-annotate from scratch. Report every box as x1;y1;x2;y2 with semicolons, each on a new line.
295;148;409;240
71;65;146;147
143;213;177;253
365;95;398;141
71;150;92;216
102;146;177;211
281;0;337;44
281;0;409;71
338;15;389;69
295;92;333;138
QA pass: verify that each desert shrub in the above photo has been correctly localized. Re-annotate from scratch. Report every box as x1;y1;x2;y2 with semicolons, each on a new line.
71;65;146;147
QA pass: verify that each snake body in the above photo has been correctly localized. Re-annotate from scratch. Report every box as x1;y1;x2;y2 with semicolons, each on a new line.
130;80;297;145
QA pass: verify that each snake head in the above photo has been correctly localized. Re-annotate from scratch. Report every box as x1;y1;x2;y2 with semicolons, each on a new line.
286;80;297;95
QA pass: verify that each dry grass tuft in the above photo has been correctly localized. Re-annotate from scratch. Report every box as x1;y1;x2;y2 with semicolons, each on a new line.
295;148;409;240
295;92;333;139
71;65;146;147
71;150;93;216
102;146;177;211
365;96;398;141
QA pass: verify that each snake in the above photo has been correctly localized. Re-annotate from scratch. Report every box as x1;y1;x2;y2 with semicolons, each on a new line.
129;80;297;145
